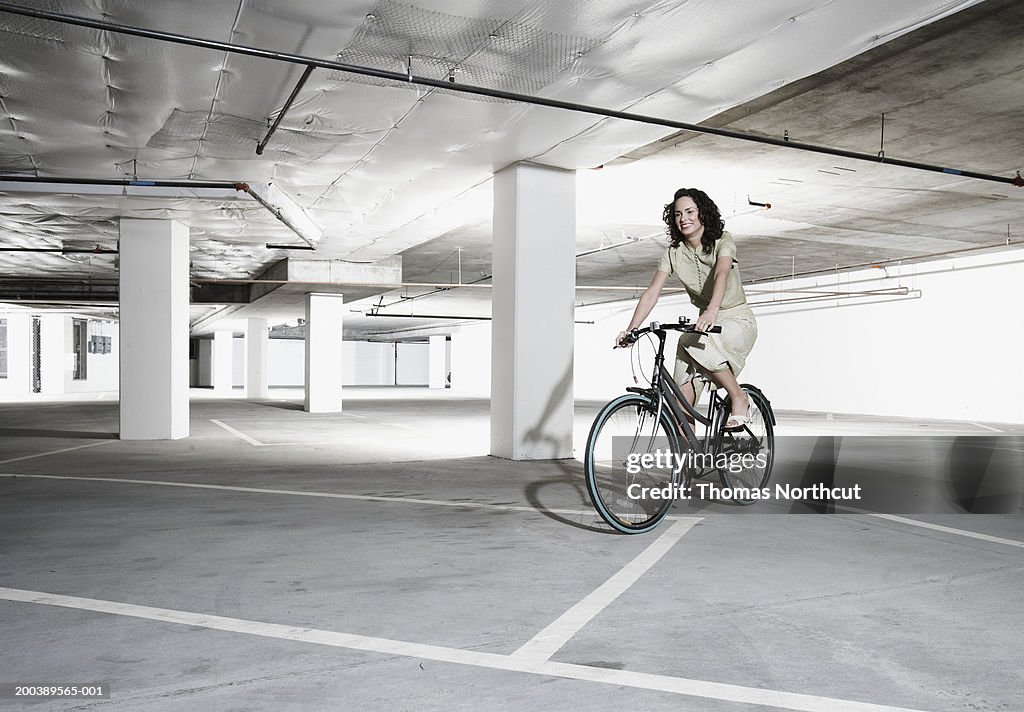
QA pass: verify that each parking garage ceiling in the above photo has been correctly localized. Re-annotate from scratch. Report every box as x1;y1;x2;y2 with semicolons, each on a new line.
0;0;1021;337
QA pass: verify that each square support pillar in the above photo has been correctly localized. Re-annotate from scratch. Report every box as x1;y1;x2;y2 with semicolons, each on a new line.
119;218;190;440
428;335;447;389
305;293;344;413
246;318;269;399
211;330;233;395
490;162;576;460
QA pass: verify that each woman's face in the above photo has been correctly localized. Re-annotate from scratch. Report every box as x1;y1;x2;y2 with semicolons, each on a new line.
673;196;703;241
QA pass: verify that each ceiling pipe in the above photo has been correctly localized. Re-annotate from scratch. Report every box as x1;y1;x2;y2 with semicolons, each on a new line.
0;246;117;253
265;243;315;250
0;175;241;189
747;287;913;308
235;182;318;249
0;175;318;247
1;2;1020;188
256;64;315;155
366;313;594;324
746;237;1019;285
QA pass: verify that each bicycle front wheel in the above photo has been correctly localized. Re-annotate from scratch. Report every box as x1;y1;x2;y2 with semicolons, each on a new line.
584;394;683;534
713;385;775;505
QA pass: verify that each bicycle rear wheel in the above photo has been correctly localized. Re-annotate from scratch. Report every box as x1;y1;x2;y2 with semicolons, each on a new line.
584;394;682;534
713;386;775;505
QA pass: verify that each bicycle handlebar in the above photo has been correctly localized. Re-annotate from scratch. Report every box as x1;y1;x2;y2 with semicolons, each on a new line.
617;318;721;347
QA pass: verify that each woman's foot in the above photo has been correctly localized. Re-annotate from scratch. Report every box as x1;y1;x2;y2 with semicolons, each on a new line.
724;394;751;430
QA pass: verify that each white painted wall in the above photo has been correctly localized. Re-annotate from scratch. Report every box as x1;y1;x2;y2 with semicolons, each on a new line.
396;342;429;385
572;246;1024;424
65;318;118;393
38;314;65;395
450;323;492;396
740;248;1024;424
452;247;1024;425
264;339;404;387
269;339;305;386
343;341;396;385
0;313;31;395
0;315;118;396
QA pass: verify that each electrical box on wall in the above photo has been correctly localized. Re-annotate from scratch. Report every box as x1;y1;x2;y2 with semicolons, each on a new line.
88;335;111;354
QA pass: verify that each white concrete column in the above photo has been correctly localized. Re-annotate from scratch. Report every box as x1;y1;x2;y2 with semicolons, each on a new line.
38;314;66;395
490;162;575;460
0;313;31;395
428;335;447;389
305;293;344;413
211;330;233;395
119;218;189;440
246;318;269;398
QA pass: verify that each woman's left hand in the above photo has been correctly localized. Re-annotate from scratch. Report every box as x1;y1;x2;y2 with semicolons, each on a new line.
696;307;718;332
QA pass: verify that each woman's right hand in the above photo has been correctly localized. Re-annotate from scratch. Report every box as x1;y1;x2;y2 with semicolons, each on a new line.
614;330;631;348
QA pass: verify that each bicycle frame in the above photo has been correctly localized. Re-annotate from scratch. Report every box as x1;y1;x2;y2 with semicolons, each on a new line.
635;326;725;456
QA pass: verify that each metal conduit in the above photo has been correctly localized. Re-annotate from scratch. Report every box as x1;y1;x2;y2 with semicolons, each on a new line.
1;2;1021;187
0;176;318;247
256;65;315;155
0;246;117;254
0;176;242;189
746;237;1019;284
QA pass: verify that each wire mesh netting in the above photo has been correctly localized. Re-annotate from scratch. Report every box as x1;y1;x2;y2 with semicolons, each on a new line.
146;109;351;161
0;0;66;43
328;0;601;100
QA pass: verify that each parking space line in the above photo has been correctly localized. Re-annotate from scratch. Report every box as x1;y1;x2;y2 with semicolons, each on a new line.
0;441;111;465
0;586;931;712
510;516;700;665
865;513;1024;549
0;473;603;518
209;419;264;446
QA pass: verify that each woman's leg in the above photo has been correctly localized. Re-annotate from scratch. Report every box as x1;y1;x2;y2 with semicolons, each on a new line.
678;378;696;428
707;366;749;419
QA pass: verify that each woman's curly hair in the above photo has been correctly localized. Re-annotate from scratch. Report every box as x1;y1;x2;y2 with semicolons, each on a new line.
662;188;725;254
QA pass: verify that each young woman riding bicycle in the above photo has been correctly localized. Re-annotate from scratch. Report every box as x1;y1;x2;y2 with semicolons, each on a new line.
616;188;757;430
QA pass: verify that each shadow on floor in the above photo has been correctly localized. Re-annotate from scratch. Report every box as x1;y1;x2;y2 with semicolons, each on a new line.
0;428;118;440
524;459;617;535
251;400;306;412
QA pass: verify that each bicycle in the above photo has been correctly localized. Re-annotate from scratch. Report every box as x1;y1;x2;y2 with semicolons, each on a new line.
584;317;776;534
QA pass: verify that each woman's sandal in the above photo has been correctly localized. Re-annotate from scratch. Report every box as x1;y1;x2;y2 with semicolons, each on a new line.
724;399;753;431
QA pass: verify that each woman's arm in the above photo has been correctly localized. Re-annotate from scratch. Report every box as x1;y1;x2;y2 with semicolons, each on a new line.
695;256;733;332
615;269;670;347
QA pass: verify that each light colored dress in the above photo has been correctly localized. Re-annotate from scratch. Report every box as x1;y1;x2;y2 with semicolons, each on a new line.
657;231;757;392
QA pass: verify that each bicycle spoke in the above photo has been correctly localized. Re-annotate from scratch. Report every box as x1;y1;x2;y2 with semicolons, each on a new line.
585;396;681;532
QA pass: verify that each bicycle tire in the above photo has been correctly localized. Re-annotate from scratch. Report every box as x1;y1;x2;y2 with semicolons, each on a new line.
712;386;775;505
584;394;683;533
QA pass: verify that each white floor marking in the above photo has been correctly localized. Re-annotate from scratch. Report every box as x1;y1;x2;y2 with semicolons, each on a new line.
865;512;1024;549
209;419;264;447
0;586;932;712
511;516;699;665
0;441;111;465
0;473;611;519
969;421;1003;433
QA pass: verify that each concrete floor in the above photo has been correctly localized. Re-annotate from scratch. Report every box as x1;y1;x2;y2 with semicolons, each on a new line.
1;388;1022;711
